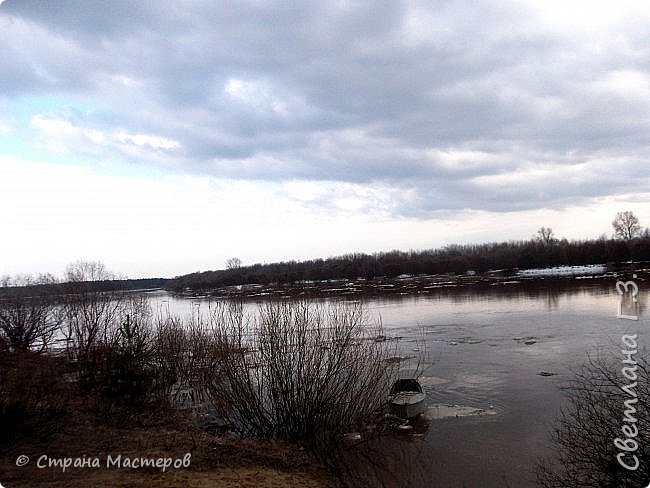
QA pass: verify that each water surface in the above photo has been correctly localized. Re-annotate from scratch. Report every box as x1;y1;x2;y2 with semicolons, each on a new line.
151;280;645;487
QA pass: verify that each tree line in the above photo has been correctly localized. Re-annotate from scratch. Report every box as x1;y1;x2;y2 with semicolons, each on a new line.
3;212;647;295
166;235;650;292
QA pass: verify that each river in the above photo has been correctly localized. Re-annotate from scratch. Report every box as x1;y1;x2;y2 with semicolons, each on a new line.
146;277;645;487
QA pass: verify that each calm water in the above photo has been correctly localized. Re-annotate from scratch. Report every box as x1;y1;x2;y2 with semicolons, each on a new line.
148;280;646;487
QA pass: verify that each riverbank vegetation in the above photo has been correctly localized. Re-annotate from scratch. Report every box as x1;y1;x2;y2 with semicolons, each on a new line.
537;352;650;486
206;301;394;446
0;271;396;486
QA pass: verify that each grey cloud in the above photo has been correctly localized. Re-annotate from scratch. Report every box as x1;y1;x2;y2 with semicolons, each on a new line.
2;0;650;214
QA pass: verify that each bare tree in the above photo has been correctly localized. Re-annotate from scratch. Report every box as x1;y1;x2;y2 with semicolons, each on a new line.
536;226;555;245
61;261;123;366
0;275;63;353
0;290;62;353
65;260;117;282
63;294;121;362
537;352;649;487
226;257;242;270
612;211;641;241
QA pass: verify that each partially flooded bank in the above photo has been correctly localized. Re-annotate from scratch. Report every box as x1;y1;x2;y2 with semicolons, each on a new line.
3;267;645;487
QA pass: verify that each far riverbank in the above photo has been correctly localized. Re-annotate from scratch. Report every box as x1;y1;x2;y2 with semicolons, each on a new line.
171;262;647;300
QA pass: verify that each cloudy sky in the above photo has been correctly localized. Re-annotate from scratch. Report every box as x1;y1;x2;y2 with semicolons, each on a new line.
1;0;650;279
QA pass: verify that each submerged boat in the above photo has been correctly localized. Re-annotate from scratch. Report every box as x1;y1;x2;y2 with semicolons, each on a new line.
389;378;426;418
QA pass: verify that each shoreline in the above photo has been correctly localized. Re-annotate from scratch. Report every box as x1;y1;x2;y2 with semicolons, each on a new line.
171;262;647;300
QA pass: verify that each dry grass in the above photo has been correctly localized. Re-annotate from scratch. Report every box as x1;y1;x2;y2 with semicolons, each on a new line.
0;402;333;488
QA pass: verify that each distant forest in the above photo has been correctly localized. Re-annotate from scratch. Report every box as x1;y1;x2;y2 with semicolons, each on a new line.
166;236;650;292
0;278;168;299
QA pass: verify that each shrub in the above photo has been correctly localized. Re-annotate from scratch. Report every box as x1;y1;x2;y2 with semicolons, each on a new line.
0;290;62;353
0;352;68;442
206;300;396;447
70;296;158;416
537;352;650;486
152;308;225;408
98;314;155;409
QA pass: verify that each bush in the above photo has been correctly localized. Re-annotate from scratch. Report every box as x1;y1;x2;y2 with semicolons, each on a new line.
537;351;650;486
0;291;62;353
97;314;155;409
206;300;396;447
70;296;158;416
152;308;225;407
0;352;68;442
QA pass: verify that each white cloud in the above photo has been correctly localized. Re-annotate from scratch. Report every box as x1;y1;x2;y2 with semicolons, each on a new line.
282;180;329;202
591;70;650;101
29;114;180;161
523;0;650;33
30;114;106;154
224;78;290;115
31;114;77;137
115;131;180;150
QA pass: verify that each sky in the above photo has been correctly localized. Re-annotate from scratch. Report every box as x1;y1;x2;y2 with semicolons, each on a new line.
1;0;650;279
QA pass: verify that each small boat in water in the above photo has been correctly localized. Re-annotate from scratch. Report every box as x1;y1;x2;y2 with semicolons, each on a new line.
389;378;426;418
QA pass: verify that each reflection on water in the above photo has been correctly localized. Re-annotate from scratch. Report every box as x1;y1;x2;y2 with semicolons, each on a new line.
149;280;645;487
